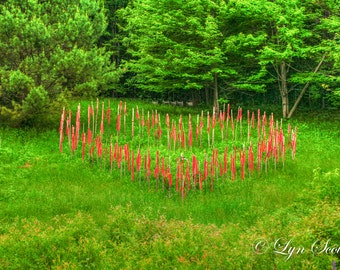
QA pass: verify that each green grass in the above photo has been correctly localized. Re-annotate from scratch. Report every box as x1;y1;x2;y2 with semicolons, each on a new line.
0;100;339;269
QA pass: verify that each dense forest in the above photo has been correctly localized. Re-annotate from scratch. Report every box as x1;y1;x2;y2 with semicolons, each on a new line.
0;0;339;126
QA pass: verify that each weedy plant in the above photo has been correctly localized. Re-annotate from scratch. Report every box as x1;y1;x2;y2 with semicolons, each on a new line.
59;100;298;200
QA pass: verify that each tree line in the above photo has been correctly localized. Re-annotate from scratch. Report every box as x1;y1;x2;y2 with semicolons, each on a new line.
0;0;339;126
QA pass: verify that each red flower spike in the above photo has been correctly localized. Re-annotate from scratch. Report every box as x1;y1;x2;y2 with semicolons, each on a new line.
161;157;165;180
89;145;94;158
141;113;145;127
75;104;81;146
192;155;196;185
200;114;204;130
257;142;262;171
212;112;216;129
117;146;122;168
95;136;102;158
154;150;159;179
87;128;92;145
207;112;210;133
248;144;254;173
266;137;272;159
171;122;177;145
247;110;250;125
96;99;99;122
219;111;224;130
136;148;141;172
116;114;121;132
119;100;123;112
223;146;228;174
179;115;183;131
110;142;113;168
199;173;203;190
214;149;219;168
167;167;173;187
186;164;190;190
131;150;135;181
66;112;71;138
204;159;208;180
240;149;246;180
291;129;297;160
81;132;86;161
237;107;242;122
124;144;130;171
147;113;151;137
181;131;185;148
166;114;170;129
87;105;91;128
263;111;267;126
71;126;76;152
147;150;151;178
136;106;140;120
156;123;162;140
59;108;65;153
210;158;215;177
251;111;255;129
131;108;135;138
227;104;230;120
231;153;236;181
113;142;118;161
100;104;104;135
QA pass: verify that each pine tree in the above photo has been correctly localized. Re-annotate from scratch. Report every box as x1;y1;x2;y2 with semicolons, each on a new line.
0;0;119;127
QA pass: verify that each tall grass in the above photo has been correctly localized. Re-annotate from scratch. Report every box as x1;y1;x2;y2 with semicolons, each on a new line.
0;99;339;269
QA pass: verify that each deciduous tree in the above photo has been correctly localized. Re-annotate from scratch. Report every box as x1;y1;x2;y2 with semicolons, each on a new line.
119;0;265;110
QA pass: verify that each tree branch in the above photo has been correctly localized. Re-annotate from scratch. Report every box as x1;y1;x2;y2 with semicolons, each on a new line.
287;53;327;118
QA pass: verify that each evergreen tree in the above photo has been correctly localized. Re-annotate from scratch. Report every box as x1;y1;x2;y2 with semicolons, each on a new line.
100;0;130;96
0;0;120;127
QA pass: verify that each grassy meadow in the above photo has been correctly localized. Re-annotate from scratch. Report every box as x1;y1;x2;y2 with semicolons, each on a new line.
0;99;339;269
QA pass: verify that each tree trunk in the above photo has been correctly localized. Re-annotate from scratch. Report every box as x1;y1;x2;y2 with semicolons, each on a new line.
205;85;210;105
280;61;289;118
213;73;219;113
287;53;326;118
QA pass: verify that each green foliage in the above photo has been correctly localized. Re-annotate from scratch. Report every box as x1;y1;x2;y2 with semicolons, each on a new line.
0;203;338;269
0;213;103;269
22;86;50;124
119;0;266;104
312;167;340;203
0;70;34;105
0;69;66;127
1;0;339;126
117;0;340;114
0;100;339;268
0;0;120;127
